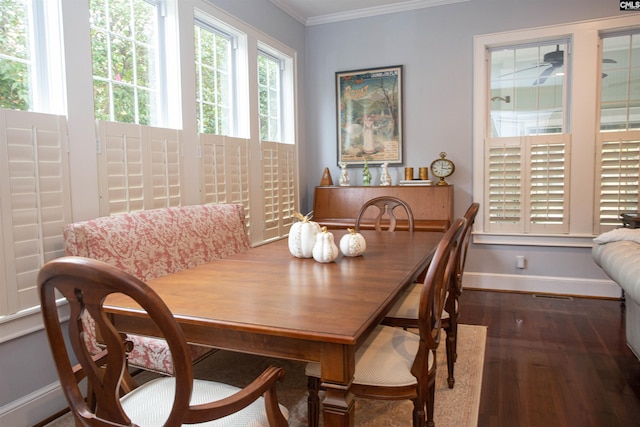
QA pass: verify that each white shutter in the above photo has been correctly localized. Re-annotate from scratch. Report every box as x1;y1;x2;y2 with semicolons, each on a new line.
485;134;570;234
486;137;522;233
0;109;71;315
528;134;570;234
199;134;251;229
262;141;296;240
97;121;145;214
97;121;182;215
148;126;183;209
595;130;640;232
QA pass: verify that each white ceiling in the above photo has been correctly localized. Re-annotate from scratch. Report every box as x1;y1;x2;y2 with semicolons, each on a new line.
269;0;467;26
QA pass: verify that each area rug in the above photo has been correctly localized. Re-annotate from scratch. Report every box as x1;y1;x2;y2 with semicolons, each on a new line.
44;324;486;427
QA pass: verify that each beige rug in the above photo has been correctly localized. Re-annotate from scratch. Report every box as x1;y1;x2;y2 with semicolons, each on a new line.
45;324;486;426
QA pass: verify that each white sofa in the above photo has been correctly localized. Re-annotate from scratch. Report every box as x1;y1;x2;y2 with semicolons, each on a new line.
592;228;640;358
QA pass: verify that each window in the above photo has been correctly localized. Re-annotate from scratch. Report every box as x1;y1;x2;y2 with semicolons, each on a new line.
595;30;640;230
474;15;640;245
0;0;64;113
90;0;162;125
258;50;282;142
194;20;233;135
485;41;571;234
256;44;296;241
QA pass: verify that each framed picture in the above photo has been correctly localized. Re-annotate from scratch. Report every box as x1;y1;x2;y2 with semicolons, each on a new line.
336;65;403;166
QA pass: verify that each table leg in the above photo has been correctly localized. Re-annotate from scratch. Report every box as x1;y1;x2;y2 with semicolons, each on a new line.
321;382;355;426
319;344;356;427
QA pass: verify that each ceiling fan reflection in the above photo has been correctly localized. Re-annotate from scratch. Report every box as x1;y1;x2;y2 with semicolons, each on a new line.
500;45;617;86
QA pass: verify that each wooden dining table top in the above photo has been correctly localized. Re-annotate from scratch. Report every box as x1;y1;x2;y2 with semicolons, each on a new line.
104;229;443;426
105;230;442;348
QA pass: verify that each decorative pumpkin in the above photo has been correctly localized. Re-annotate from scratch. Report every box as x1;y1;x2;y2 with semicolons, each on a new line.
312;227;339;263
339;228;367;257
288;211;321;258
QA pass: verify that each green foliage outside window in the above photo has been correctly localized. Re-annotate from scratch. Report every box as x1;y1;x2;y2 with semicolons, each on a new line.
195;24;231;135
258;53;281;142
0;0;31;110
90;0;158;125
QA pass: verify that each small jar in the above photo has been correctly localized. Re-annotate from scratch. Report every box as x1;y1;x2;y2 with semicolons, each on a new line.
419;167;428;180
404;167;414;181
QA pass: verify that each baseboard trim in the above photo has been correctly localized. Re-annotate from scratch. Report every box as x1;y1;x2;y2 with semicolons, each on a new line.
0;381;67;427
463;272;622;299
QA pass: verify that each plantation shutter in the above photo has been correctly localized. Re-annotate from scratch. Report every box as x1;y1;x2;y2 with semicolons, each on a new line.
485;134;570;234
528;134;570;233
149;127;183;209
486;137;522;232
97;121;182;215
0;109;71;316
199;134;251;229
262;141;296;240
595;131;640;232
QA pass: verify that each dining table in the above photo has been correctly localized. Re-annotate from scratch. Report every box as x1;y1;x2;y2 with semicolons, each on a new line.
105;229;444;427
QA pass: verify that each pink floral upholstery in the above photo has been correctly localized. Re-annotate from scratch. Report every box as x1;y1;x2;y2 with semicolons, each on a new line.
64;204;251;375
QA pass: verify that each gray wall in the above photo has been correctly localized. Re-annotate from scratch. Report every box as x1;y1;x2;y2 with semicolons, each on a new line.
303;0;633;285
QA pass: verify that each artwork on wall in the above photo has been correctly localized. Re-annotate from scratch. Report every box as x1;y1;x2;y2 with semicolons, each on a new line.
336;65;403;166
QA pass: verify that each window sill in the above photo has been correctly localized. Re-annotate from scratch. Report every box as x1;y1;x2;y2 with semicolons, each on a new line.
472;232;596;248
0;300;69;343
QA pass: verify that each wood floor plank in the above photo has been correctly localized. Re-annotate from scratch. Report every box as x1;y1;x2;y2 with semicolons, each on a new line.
459;290;640;427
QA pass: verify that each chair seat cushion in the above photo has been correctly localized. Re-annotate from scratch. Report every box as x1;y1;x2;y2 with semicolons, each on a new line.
305;325;433;387
121;377;289;426
386;282;452;321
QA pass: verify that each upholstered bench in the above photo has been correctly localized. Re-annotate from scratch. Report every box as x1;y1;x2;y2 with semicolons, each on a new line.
63;204;251;374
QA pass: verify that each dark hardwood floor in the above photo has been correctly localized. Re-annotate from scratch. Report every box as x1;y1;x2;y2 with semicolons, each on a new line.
459;290;640;427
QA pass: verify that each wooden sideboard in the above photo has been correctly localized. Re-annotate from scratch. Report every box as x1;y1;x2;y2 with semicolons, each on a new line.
312;185;454;232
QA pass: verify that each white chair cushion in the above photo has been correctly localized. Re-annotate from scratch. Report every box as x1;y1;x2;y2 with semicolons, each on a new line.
120;377;289;426
386;282;451;320
305;325;433;387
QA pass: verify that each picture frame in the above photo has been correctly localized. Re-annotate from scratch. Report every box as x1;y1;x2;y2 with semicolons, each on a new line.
336;65;403;166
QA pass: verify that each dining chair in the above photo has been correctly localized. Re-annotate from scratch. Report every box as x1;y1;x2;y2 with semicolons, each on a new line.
383;202;479;388
355;195;415;232
306;218;466;427
38;256;289;427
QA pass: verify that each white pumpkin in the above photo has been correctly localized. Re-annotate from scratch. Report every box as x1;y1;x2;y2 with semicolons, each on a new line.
288;212;321;258
339;228;367;257
312;227;339;263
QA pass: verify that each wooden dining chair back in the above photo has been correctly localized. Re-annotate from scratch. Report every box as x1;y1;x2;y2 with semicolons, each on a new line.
38;256;288;427
355;196;415;232
383;202;479;389
306;217;466;427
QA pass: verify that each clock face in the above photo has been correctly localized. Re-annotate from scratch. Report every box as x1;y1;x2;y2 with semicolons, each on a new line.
431;159;454;177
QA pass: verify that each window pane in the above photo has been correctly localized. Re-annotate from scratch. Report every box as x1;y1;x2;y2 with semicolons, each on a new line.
601;33;640;131
258;52;281;142
490;41;568;137
90;0;159;125
194;22;232;135
0;0;31;110
93;79;110;121
113;83;135;123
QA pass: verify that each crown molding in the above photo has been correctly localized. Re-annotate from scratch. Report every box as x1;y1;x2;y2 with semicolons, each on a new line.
268;0;307;25
271;0;470;27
